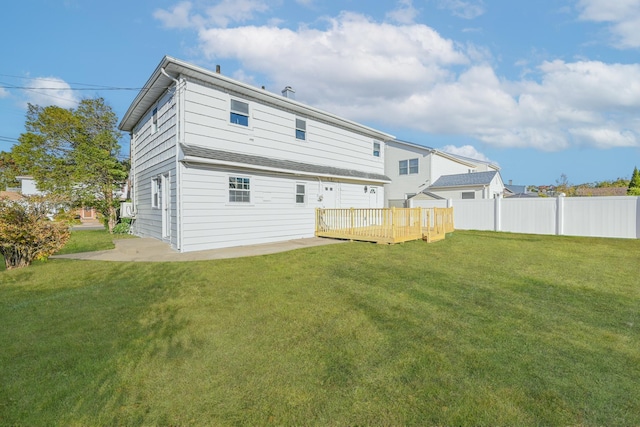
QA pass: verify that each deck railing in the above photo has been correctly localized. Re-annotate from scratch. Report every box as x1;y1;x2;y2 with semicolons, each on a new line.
316;207;454;244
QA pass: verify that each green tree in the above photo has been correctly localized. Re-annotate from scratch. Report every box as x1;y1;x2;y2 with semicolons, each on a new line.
628;167;640;196
0;195;70;269
0;151;24;191
12;98;127;232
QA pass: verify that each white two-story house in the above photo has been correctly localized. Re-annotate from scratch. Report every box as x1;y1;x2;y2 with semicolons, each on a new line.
384;139;503;206
119;56;393;252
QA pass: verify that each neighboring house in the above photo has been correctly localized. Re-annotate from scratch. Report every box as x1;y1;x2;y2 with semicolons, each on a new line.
13;175;99;221
424;170;505;200
119;56;393;252
384;139;502;206
16;176;41;196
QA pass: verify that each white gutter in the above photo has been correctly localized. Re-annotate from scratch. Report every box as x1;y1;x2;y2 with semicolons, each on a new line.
181;156;391;184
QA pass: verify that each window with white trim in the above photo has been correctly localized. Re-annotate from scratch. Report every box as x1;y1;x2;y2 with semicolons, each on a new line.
229;176;251;203
399;158;419;175
462;191;475;199
151;177;161;208
295;118;306;140
409;158;418;174
373;141;381;157
296;183;305;204
151;107;158;134
230;99;249;126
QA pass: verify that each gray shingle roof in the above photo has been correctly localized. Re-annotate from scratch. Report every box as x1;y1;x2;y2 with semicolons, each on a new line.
429;171;498;188
181;144;391;182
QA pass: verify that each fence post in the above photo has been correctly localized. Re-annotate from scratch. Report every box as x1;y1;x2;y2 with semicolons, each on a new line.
494;194;502;232
556;194;565;235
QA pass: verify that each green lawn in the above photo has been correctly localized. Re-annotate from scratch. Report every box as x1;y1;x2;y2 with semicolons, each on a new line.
1;230;639;426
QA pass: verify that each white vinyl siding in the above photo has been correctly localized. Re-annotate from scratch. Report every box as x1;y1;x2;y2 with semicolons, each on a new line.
182;80;384;175
179;165;385;252
130;90;178;246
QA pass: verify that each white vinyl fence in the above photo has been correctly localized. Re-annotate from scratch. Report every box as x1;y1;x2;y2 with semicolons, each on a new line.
410;196;640;239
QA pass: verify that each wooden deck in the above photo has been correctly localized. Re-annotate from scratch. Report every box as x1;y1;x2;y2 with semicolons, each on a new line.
315;207;454;244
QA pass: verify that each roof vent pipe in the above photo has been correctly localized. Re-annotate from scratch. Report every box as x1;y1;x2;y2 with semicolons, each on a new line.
282;86;295;99
216;65;221;74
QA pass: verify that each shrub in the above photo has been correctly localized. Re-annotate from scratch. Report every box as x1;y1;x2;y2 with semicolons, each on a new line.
0;196;70;269
112;221;131;235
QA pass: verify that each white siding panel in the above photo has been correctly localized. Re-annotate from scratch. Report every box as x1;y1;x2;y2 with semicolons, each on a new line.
180;165;325;252
181;78;384;176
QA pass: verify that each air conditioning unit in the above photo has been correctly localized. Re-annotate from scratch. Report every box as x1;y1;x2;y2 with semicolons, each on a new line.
120;202;135;218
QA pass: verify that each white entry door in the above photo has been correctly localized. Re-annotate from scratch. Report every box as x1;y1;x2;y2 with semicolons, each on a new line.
368;186;379;208
161;173;170;239
322;184;337;208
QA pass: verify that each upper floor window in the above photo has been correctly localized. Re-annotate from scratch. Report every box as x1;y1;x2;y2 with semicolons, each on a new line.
296;183;306;204
295;119;306;140
373;141;381;157
230;99;249;126
229;176;251;203
151;108;158;134
399;158;419;175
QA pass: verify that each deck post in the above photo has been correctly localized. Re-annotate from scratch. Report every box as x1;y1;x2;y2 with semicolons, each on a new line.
350;207;355;235
391;207;396;241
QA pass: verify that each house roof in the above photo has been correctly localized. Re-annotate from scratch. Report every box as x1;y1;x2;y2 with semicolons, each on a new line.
414;191;446;200
119;56;394;143
505;184;527;194
180;144;391;183
390;139;500;170
429;171;498;188
0;191;24;201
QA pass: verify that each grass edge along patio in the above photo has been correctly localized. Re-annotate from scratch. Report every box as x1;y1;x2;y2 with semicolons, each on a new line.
315;207;454;244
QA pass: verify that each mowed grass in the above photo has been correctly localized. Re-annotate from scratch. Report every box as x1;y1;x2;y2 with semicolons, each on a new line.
1;230;639;426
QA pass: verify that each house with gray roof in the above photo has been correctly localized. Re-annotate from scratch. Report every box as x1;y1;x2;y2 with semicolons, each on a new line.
384;139;504;206
119;56;393;252
426;170;504;199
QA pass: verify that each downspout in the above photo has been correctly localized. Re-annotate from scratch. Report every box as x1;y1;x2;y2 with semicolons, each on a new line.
129;131;136;220
161;68;183;251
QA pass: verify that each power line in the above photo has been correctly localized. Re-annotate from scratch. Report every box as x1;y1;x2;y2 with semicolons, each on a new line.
0;85;146;91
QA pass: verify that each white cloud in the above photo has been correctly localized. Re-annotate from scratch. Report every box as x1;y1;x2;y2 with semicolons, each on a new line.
154;0;271;29
0;87;9;99
436;0;485;19
155;4;640;152
386;0;420;24
154;1;194;29
440;144;494;163
22;77;80;109
577;0;640;48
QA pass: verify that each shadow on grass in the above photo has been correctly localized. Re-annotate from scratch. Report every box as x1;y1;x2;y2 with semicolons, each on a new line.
0;261;195;426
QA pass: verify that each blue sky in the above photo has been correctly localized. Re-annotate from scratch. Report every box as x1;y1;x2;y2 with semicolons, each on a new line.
1;0;639;186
